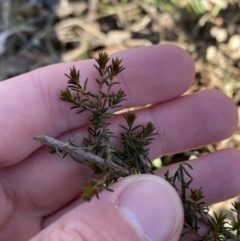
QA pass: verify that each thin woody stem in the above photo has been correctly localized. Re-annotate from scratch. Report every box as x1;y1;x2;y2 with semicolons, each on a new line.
183;222;209;241
183;223;240;241
34;134;130;176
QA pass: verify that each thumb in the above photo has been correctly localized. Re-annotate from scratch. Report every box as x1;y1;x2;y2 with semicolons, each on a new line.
30;175;183;241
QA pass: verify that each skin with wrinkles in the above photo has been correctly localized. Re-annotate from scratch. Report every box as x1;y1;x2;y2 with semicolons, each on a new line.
0;45;239;241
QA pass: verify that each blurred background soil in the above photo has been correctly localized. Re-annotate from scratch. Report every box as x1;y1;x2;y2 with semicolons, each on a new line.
1;0;240;216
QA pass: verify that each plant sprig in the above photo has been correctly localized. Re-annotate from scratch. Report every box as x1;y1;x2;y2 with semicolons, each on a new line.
34;52;240;240
35;52;156;201
166;163;240;241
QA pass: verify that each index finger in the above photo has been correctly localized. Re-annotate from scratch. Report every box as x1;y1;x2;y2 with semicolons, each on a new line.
0;45;195;166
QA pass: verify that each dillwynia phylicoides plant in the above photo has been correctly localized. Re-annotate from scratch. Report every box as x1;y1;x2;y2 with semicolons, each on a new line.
34;52;240;241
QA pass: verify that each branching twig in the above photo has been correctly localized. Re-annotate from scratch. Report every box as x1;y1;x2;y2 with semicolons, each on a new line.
34;134;130;176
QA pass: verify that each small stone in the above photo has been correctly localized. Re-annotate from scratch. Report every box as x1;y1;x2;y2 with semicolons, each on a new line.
210;26;228;42
206;46;218;63
228;35;240;50
226;35;240;60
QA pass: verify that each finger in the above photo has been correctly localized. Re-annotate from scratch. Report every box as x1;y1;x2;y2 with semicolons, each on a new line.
30;175;183;241
45;88;237;160
40;88;237;162
36;87;238;163
0;44;194;166
158;148;240;241
71;88;235;159
156;148;240;205
132;89;238;158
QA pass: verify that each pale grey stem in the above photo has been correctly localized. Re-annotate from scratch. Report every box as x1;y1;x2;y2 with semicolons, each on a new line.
34;134;130;176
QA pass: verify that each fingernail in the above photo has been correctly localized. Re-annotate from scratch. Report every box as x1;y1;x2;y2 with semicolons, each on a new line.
118;175;183;241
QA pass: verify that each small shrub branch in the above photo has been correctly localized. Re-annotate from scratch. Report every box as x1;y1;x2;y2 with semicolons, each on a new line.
34;52;240;240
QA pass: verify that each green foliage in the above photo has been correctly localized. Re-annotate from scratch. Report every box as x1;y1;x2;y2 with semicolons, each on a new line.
142;0;226;17
37;51;240;240
59;52;156;201
167;163;240;240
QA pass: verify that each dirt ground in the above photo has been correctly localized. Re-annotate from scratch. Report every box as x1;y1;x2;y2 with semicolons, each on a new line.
1;0;240;218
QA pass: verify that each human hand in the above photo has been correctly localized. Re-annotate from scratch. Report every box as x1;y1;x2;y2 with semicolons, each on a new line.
0;45;238;241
